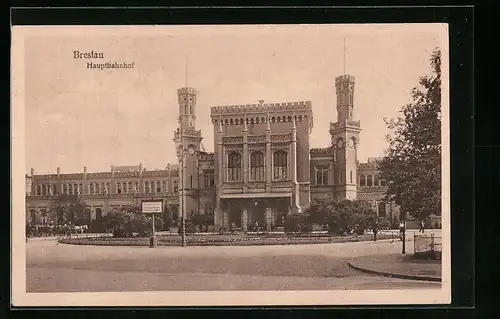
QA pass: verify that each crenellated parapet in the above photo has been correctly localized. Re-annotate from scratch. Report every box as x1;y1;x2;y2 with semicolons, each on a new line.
177;87;196;95
199;152;215;161
330;120;361;130
210;101;312;116
142;170;170;177
335;75;355;85
310;146;334;156
357;162;379;170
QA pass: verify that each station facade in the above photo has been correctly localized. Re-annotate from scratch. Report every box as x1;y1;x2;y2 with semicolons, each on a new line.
26;72;398;229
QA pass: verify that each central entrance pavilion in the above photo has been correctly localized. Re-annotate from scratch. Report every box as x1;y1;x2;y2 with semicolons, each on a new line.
220;194;291;231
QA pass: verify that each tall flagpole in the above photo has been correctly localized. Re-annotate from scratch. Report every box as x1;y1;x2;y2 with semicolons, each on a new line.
185;55;188;87
343;37;346;75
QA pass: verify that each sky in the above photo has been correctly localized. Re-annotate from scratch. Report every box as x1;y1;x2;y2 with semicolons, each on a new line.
22;24;446;175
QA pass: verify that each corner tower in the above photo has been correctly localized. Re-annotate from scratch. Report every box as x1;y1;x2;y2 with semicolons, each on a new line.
174;86;202;162
174;86;203;219
330;74;361;200
178;87;197;130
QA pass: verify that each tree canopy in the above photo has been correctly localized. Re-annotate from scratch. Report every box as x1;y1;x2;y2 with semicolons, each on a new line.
303;199;377;234
102;205;164;237
52;194;90;225
378;48;442;222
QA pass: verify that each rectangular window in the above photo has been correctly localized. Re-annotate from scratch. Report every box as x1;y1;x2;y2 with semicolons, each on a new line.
204;171;215;188
315;167;329;186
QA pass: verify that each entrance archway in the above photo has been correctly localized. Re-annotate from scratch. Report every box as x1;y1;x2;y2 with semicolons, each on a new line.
95;208;103;222
228;203;242;227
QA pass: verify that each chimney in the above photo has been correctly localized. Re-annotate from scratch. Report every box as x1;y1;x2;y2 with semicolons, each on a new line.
84;166;87;174
57;167;60;175
30;168;34;176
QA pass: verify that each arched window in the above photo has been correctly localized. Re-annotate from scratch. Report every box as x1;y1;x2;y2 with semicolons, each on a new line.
367;175;373;187
250;151;265;181
380;179;386;187
128;182;133;193
96;183;101;194
116;182;121;194
227;152;242;181
359;174;366;186
36;185;42;196
68;184;74;195
273;150;288;180
374;175;380;186
42;185;46;195
90;183;94;194
145;181;150;193
378;201;386;217
53;184;57;195
63;184;68;195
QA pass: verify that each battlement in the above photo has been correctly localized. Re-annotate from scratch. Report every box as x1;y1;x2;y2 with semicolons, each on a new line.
335;75;355;85
210;101;312;115
310;147;334;156
357;162;379;170
177;87;196;95
199;152;215;161
330;120;361;131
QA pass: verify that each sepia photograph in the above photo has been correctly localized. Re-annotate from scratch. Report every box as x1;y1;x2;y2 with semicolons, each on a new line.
11;23;450;306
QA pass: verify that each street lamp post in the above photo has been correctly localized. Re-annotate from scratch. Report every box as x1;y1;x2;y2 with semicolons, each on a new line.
177;151;188;247
400;211;406;254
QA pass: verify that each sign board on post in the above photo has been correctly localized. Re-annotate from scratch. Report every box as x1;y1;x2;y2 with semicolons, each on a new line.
141;200;163;214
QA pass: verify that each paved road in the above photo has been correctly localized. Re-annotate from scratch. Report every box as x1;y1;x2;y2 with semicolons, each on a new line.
26;233;441;292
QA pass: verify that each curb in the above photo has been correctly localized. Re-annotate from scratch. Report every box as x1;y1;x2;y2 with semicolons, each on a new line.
348;261;442;283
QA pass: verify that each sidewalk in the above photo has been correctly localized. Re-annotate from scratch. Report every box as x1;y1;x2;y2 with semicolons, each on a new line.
348;254;442;282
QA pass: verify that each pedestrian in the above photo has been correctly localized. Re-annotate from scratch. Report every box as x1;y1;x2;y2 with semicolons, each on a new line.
419;220;425;233
372;220;379;242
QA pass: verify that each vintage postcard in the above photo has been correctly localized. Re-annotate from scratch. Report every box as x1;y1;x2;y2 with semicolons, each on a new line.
11;23;450;306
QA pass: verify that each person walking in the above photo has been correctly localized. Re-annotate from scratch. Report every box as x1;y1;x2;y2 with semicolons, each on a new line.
419;220;425;233
372;220;379;242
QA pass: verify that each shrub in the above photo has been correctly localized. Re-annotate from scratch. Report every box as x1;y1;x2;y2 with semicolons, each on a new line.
284;214;312;234
103;207;164;238
162;214;173;231
178;222;197;235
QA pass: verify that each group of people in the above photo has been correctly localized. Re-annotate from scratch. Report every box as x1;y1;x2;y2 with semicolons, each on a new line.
26;223;88;239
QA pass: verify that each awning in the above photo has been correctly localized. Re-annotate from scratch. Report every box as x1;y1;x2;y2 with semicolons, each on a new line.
220;192;292;199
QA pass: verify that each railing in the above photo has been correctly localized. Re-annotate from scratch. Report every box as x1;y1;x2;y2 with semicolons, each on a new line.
414;233;442;260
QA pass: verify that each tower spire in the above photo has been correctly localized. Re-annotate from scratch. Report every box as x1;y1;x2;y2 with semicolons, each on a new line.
184;55;188;87
343;37;346;75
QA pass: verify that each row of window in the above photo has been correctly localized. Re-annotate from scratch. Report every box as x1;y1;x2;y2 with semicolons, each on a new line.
227;150;288;181
359;174;386;187
312;168;387;187
34;181;180;196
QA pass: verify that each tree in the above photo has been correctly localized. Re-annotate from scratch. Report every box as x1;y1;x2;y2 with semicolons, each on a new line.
102;205;164;238
52;194;89;225
303;200;377;235
378;48;442;222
